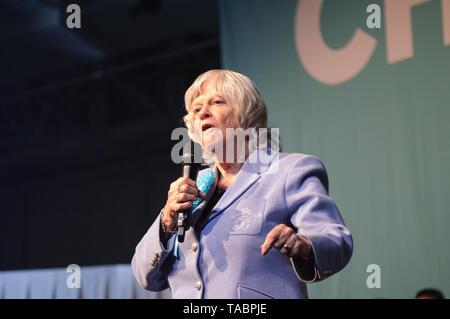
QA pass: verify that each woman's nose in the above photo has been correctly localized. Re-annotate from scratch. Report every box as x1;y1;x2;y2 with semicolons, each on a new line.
198;105;211;120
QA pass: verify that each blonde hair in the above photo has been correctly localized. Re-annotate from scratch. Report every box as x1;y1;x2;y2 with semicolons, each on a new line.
183;70;268;138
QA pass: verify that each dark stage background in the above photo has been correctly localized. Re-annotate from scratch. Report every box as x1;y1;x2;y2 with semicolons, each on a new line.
0;0;220;271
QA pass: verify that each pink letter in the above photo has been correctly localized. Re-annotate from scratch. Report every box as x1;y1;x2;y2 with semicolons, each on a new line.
294;0;377;85
384;0;430;64
443;0;450;46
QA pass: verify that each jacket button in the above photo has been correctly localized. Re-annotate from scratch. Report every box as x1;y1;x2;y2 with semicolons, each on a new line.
192;243;198;252
195;281;202;290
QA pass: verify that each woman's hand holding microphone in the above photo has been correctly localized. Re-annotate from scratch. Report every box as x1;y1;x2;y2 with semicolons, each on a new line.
162;177;207;233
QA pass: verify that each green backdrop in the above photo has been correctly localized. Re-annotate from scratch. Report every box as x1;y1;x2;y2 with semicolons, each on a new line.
220;0;450;298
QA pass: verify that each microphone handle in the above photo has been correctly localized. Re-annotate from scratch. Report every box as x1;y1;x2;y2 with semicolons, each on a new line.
177;164;198;243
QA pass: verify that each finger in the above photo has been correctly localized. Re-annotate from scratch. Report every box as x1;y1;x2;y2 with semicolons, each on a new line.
180;177;197;188
176;192;197;202
279;245;291;256
170;177;185;191
263;226;297;257
276;230;293;255
273;239;285;250
172;201;193;213
178;184;201;196
278;227;295;246
283;234;300;257
284;233;298;249
260;225;284;256
272;225;293;249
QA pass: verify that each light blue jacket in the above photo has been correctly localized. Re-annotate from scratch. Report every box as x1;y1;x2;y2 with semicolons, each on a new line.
132;149;353;299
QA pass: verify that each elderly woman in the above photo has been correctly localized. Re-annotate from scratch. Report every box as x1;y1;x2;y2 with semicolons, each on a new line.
132;70;353;299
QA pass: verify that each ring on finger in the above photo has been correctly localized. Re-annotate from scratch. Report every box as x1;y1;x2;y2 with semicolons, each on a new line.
280;244;290;255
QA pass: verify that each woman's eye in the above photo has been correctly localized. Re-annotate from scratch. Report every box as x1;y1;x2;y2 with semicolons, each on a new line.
193;107;201;113
214;100;224;105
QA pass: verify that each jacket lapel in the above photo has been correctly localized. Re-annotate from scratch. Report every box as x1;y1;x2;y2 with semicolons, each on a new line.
203;148;279;225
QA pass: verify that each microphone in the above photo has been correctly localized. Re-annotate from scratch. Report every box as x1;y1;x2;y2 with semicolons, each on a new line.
177;141;202;243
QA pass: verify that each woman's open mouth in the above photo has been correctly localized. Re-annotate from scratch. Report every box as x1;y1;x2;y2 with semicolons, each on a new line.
202;123;214;132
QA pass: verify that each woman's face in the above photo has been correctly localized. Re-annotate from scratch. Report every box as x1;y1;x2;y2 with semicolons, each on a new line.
190;85;239;150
